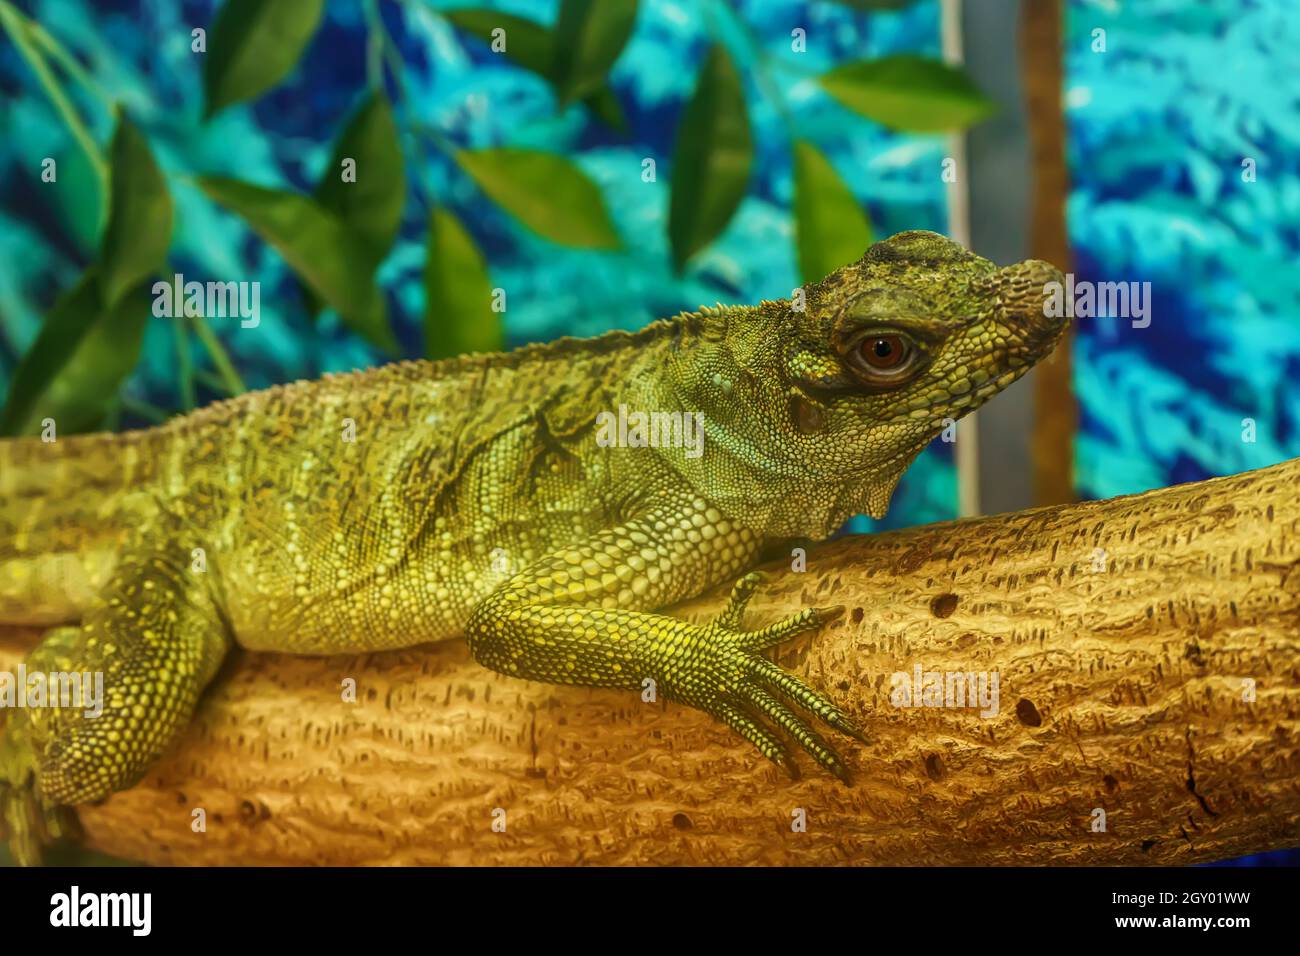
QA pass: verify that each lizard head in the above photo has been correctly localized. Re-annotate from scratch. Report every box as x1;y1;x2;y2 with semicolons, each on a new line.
661;230;1067;538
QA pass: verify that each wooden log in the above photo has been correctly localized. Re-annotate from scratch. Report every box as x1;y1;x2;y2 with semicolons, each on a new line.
2;459;1298;865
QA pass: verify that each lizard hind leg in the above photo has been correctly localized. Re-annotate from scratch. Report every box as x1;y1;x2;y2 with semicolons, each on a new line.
0;546;231;865
0;626;86;865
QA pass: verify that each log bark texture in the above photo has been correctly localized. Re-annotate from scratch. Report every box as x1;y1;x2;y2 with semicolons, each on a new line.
2;459;1298;866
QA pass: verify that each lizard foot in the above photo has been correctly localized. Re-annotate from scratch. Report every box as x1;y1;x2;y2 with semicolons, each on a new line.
679;572;865;783
0;730;80;867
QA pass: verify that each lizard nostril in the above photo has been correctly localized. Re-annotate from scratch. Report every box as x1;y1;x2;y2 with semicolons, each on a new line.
991;260;1069;341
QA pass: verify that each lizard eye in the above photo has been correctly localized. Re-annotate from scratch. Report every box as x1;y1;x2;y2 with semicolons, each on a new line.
861;335;909;369
843;330;923;387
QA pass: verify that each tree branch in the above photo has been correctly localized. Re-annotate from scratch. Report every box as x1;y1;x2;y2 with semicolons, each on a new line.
2;460;1298;865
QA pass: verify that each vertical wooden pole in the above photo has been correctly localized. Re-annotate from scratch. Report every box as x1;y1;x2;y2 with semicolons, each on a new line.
1021;0;1076;504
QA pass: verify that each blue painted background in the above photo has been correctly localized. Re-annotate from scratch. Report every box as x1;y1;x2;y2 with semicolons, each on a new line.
1066;0;1299;496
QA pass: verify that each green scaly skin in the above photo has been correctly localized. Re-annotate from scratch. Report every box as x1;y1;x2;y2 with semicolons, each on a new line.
0;231;1066;864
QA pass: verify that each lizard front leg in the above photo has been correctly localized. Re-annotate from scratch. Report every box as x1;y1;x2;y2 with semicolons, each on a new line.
465;494;863;780
0;540;230;864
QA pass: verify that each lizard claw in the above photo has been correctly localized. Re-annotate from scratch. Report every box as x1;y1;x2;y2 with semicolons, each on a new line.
816;604;847;625
715;571;765;630
0;729;78;866
688;579;864;783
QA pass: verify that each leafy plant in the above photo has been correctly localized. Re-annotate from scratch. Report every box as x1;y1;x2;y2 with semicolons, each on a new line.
424;208;503;360
820;54;997;132
204;0;326;117
668;44;753;272
300;92;405;325
442;7;627;130
0;111;167;436
0;0;995;437
551;0;638;106
0;270;150;436
455;148;621;249
315;94;406;263
792;140;873;284
99;116;174;308
198;176;399;352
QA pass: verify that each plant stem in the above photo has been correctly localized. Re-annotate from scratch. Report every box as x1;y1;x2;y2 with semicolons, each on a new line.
193;368;229;395
409;121;459;159
709;0;797;140
377;0;437;212
160;251;245;397
27;16;114;110
0;1;108;200
190;316;246;396
370;0;410;98
364;0;384;90
174;315;196;410
120;395;170;424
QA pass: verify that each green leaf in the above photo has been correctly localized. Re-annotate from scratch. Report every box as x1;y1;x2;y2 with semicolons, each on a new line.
444;9;553;73
792;140;873;284
443;9;627;130
455;148;620;249
315;93;405;259
46;145;104;255
584;85;628;133
551;0;638;106
203;0;325;118
0;271;149;437
820;54;997;132
100;114;173;308
423;208;503;360
668;45;753;271
301;93;405;320
198;176;397;352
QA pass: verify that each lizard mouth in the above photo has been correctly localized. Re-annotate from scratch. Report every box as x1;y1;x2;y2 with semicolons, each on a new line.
891;357;1035;424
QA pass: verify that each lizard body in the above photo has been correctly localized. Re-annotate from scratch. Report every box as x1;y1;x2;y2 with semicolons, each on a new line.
0;231;1066;863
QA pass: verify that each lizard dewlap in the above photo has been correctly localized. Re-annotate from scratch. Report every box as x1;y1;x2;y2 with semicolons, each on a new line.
0;230;1066;865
